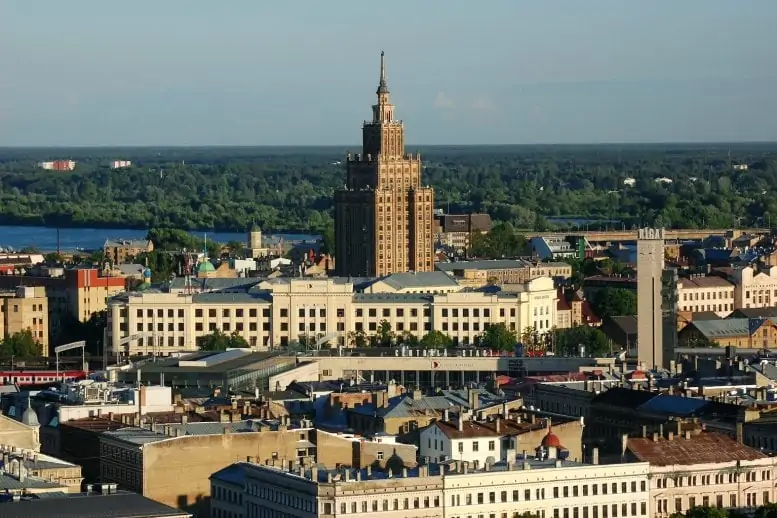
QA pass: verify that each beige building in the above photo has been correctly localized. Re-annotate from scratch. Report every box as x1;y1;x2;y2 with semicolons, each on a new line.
211;452;650;518
434;213;492;255
731;265;777;309
0;286;48;352
104;239;154;265
106;276;558;358
677;275;734;315
334;52;434;277
626;427;776;516
437;260;573;288
0;446;83;492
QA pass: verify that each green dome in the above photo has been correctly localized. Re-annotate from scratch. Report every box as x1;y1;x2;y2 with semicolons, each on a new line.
198;261;216;273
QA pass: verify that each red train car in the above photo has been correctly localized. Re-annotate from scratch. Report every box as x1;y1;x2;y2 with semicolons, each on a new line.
0;370;88;386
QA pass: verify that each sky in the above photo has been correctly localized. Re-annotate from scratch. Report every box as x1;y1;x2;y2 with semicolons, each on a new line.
1;1;776;146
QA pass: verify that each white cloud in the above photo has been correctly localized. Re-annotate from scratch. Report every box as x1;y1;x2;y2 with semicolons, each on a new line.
433;91;455;109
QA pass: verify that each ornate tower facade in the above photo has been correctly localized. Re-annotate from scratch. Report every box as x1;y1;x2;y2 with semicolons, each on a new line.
334;52;435;277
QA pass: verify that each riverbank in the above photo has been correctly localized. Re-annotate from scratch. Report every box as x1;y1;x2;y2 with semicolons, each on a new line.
0;225;320;252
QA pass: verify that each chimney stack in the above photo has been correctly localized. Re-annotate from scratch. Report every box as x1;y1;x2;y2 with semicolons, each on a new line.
443;409;450;422
592;447;599;465
458;413;464;432
684;430;691;441
495;417;501;434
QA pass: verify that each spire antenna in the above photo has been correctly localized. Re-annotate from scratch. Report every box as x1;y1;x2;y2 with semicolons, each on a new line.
377;50;389;95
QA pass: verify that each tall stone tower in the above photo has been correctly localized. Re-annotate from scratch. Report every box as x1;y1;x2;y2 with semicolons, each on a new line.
636;227;673;369
334;52;435;277
249;221;262;251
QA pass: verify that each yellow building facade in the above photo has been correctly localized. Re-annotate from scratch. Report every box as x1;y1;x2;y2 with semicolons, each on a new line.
106;277;558;358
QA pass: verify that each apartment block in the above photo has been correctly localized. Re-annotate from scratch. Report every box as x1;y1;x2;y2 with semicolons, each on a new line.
0;286;48;352
210;452;650;518
104;239;154;265
677;275;735;315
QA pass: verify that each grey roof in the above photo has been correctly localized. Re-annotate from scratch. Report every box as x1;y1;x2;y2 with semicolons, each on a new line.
170;277;262;292
210;464;247;487
0;473;63;491
129;350;279;374
1;490;190;518
378;271;459;290
690;318;756;338
104;239;151;248
192;291;272;304
435;259;531;272
114;263;145;276
353;293;432;304
103;419;311;446
349;390;507;419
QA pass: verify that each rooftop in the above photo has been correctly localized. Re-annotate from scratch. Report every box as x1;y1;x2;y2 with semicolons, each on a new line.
242;455;593;485
434;417;546;440
378;271;460;290
435;259;531;272
678;276;734;289
1;490;190;518
627;431;767;466
688;318;767;339
103;418;311;446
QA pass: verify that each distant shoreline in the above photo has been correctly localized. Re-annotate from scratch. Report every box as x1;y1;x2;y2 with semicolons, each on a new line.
0;219;320;237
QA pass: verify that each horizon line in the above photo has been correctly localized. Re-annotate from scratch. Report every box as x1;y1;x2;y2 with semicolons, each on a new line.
2;140;777;149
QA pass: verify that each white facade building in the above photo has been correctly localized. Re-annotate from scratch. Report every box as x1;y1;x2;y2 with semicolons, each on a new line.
210;454;651;518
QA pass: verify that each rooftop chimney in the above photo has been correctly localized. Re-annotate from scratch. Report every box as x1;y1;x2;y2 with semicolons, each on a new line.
592;447;599;465
443;409;450;422
458;413;464;432
668;431;674;441
495;417;501;434
736;422;744;444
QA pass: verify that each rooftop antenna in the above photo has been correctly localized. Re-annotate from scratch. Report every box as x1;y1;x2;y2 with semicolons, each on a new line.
56;227;61;257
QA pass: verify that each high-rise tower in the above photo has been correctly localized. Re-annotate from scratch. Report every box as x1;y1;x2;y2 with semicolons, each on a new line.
334;52;434;277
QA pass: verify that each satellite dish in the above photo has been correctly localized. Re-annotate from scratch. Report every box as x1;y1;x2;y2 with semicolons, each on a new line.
485;456;496;465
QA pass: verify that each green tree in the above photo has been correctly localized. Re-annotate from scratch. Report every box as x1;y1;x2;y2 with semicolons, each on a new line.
376;320;394;346
470;222;527;259
520;325;542;353
397;331;419;347
670;506;729;518
348;329;367;348
225;240;244;256
754;503;777;518
0;330;42;359
553;325;610;357
419;330;452;349
319;223;335;257
592;287;637;318
44;252;64;265
196;330;249;351
478;323;517;352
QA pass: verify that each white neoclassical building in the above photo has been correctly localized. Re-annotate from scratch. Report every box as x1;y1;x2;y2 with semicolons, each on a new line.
211;450;650;518
106;274;559;359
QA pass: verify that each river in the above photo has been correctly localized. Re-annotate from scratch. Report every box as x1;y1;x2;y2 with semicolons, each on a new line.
0;225;319;252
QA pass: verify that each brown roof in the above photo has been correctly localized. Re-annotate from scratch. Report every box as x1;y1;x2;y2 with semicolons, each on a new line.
678;276;733;289
557;289;571;311
435;418;546;439
627;432;766;466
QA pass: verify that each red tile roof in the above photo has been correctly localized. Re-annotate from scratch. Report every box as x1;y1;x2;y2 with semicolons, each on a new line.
627;432;766;466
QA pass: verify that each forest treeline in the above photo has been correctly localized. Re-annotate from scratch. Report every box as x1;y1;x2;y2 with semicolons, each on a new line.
0;144;775;233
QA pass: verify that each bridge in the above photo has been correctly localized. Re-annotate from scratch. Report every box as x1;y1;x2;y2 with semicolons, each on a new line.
525;228;769;243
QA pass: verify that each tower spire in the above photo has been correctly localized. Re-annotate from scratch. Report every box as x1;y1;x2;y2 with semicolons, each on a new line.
377;50;388;95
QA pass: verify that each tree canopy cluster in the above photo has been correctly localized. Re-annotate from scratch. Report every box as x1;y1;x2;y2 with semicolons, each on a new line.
0;330;43;359
670;503;777;518
196;330;249;351
0;144;775;233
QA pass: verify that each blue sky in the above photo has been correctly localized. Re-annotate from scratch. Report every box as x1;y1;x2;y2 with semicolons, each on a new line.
1;0;775;146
